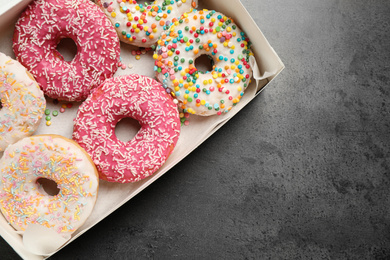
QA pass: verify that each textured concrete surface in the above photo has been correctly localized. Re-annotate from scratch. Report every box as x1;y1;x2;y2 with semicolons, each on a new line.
2;0;390;259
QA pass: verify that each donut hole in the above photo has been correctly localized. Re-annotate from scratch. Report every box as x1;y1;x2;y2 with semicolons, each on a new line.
115;117;141;143
56;37;78;62
140;1;154;6
195;54;214;73
36;178;60;196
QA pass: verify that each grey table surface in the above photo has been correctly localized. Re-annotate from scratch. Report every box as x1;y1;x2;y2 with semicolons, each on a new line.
2;0;390;259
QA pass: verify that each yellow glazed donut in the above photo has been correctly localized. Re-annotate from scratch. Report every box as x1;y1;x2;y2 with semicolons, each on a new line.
0;52;45;152
0;135;99;236
96;0;197;47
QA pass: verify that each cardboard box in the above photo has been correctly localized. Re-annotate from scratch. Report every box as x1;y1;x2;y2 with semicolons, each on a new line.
0;0;284;258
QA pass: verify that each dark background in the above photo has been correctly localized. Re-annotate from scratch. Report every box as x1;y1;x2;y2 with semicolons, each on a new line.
2;0;390;259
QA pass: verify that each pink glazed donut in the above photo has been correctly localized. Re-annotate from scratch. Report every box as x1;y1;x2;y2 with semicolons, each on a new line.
72;74;181;183
13;0;121;101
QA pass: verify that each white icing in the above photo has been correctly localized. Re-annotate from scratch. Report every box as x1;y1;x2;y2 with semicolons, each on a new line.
154;9;254;116
0;52;46;152
0;135;99;235
96;0;197;47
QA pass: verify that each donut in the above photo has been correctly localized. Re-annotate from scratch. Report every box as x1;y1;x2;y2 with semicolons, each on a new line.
73;74;181;183
0;52;46;152
0;135;99;235
95;0;197;47
153;9;254;116
13;0;121;102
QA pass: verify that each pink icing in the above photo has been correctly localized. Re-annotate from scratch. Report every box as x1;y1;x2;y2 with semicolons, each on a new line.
72;74;181;183
13;0;120;101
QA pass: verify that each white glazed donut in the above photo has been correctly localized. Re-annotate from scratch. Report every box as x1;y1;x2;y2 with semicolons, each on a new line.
0;135;99;235
95;0;197;47
153;9;254;116
0;52;45;152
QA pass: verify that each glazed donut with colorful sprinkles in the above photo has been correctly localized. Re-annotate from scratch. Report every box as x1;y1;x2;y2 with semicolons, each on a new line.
0;52;45;153
95;0;197;47
73;74;181;183
153;9;254;116
13;0;120;101
0;135;99;235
